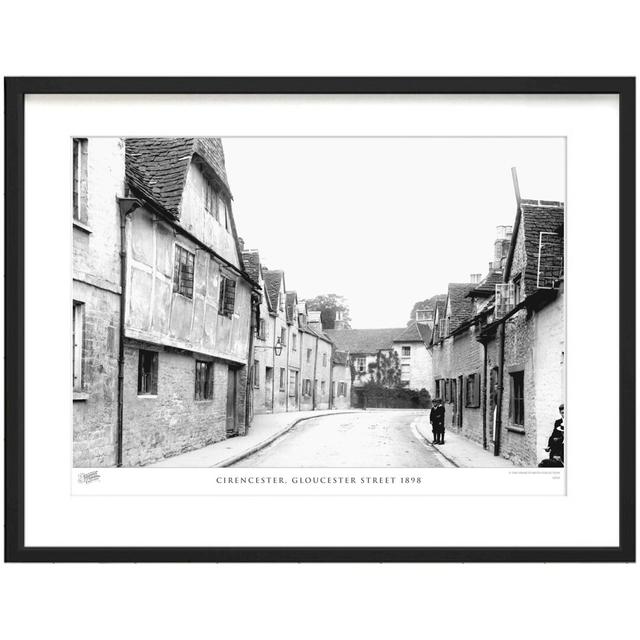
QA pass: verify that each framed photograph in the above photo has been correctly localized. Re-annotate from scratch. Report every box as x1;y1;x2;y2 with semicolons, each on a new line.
4;77;635;562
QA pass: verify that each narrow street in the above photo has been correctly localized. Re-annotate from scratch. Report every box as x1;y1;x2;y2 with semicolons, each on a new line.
232;410;443;467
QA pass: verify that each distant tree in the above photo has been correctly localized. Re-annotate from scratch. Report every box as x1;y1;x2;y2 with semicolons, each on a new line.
306;293;352;330
367;349;405;388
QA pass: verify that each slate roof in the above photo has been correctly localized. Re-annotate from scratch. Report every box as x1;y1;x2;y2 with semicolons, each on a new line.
262;270;283;312
241;250;261;284
447;283;476;333
125;137;230;219
332;350;349;366
393;321;431;344
324;328;406;354
520;201;564;295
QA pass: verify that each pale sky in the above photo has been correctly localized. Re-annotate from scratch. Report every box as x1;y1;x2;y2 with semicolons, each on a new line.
224;137;565;329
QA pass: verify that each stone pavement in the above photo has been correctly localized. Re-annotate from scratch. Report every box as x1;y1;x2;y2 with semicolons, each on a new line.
146;409;359;468
413;415;516;468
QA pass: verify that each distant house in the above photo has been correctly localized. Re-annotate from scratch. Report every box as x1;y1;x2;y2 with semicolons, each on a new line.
331;350;352;410
392;322;433;394
247;261;341;414
325;325;432;407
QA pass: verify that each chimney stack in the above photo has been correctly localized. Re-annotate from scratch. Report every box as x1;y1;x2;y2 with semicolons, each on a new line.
307;310;323;332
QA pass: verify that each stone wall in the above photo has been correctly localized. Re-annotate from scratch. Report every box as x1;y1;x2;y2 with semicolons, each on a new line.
121;343;242;466
73;137;125;468
72;281;120;467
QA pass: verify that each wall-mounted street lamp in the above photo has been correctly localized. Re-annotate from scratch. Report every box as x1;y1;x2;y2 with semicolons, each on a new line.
274;337;283;357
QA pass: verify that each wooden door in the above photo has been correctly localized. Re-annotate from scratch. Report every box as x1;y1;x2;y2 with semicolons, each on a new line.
265;367;273;409
226;368;237;436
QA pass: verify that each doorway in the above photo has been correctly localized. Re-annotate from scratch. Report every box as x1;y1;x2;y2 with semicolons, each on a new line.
457;375;464;428
226;367;237;436
265;366;273;410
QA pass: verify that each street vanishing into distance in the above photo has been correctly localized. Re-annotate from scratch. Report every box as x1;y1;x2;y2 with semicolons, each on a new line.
232;411;444;468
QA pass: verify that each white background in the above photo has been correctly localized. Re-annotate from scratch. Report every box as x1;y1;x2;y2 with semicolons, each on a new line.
1;2;638;640
26;93;608;547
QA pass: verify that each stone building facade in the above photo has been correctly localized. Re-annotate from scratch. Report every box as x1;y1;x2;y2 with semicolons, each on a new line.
73;138;126;467
73;137;259;467
429;204;565;467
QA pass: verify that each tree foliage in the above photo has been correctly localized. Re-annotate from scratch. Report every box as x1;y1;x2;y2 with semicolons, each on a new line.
366;349;405;389
306;293;352;330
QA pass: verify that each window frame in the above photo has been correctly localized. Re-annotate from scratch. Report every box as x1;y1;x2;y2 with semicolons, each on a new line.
465;372;481;408
72;138;88;224
72;301;85;391
401;345;411;357
218;274;236;317
279;367;286;391
138;349;159;396
173;244;195;299
509;370;525;426
195;360;214;400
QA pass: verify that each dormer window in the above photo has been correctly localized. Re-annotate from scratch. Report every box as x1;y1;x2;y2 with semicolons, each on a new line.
218;196;229;231
204;181;217;218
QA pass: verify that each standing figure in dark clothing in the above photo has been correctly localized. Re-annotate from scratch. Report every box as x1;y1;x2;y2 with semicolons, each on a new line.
541;403;565;467
430;398;446;444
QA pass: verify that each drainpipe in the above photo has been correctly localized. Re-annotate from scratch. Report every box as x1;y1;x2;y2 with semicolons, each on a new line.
481;340;488;450
328;345;334;410
495;167;522;457
245;293;258;432
285;322;290;412
312;333;319;410
271;316;276;412
115;197;141;467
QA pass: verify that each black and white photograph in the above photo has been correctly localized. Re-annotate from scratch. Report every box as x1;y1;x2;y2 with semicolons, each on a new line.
73;135;566;471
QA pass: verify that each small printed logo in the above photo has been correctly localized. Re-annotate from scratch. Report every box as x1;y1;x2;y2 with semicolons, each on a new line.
78;470;101;484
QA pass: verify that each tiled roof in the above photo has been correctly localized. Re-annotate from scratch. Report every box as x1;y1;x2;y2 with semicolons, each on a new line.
393;321;430;344
520;202;564;295
241;250;261;284
125;137;230;219
262;270;283;312
332;350;349;366
447;283;476;332
468;269;503;297
324;328;405;354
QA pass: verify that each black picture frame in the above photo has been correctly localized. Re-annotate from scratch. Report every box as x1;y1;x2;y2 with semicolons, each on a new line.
4;76;635;563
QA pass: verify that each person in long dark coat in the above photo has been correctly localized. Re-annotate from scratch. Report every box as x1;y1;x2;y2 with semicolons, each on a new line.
545;403;565;462
539;403;564;467
430;398;446;444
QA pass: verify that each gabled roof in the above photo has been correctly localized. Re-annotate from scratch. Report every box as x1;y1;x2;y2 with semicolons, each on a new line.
263;270;284;312
519;201;564;295
325;328;405;354
447;283;476;332
285;292;298;324
393;321;431;344
125;137;230;219
241;250;261;284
